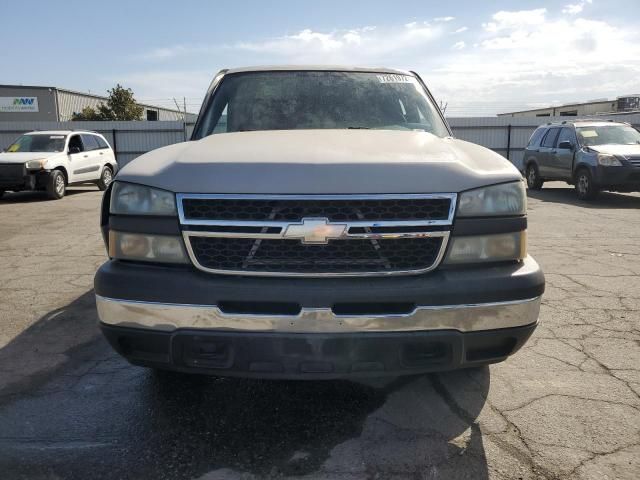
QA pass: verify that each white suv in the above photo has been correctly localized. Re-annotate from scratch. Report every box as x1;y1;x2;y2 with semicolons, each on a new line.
0;130;117;199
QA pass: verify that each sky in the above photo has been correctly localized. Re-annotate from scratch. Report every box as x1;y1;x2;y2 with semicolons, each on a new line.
3;0;640;116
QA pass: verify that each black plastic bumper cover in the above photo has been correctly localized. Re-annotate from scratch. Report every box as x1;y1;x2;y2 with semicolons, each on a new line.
100;322;537;379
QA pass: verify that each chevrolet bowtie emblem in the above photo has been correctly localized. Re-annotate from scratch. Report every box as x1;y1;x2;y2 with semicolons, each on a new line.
283;217;348;244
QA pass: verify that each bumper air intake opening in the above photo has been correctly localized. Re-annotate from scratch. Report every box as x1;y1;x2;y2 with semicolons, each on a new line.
332;302;416;316
113;332;170;363
182;337;234;369
401;341;451;368
218;301;302;316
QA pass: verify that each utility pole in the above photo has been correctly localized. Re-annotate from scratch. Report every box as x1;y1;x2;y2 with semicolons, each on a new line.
184;97;188;141
439;100;448;116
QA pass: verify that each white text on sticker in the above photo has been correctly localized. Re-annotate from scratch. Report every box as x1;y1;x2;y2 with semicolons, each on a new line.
377;74;412;84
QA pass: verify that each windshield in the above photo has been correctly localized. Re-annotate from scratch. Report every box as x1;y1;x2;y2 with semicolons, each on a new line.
576;125;640;146
6;134;66;153
194;71;450;138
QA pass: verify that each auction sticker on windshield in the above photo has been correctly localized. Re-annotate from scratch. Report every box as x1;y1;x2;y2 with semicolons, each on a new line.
376;74;413;83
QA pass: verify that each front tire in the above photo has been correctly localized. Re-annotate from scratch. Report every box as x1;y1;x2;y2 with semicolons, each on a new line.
575;168;599;200
46;170;66;200
97;166;113;191
526;163;544;190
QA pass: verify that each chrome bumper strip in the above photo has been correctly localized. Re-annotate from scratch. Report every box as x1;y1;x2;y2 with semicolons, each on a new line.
96;295;541;334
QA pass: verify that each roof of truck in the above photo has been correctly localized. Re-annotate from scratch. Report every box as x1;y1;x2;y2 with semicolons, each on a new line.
224;65;413;75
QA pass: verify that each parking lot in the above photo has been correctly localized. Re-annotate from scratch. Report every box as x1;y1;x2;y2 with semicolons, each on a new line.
0;183;638;479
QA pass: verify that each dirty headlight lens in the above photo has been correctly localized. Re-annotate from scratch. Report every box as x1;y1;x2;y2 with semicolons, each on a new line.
597;153;622;166
110;181;176;215
108;231;188;264
458;182;526;217
25;159;46;169
444;232;526;264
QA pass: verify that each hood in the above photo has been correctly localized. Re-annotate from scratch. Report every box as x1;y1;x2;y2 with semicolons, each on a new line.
587;144;640;158
0;151;62;164
117;130;522;194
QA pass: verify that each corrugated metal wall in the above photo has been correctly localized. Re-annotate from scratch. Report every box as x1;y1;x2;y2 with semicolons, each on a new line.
2;116;640;170
55;90;188;122
55;91;105;121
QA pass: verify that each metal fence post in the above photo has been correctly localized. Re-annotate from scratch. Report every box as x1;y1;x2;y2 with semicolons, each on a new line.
112;129;118;162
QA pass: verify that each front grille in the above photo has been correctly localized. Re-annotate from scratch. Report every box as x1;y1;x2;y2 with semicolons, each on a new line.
0;163;26;181
189;236;444;275
627;156;640;167
182;197;452;222
179;194;455;276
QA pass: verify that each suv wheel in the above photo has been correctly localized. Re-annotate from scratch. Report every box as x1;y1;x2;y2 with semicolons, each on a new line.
526;164;544;190
97;166;113;191
575;168;599;200
46;170;66;200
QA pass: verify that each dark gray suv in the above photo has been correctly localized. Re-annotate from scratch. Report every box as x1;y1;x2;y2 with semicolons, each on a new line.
524;120;640;200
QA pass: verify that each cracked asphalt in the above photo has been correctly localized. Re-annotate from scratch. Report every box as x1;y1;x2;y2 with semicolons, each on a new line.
0;183;639;479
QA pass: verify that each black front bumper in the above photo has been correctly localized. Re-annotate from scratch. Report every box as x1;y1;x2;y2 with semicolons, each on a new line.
95;257;544;378
594;165;640;191
0;164;47;192
100;322;537;379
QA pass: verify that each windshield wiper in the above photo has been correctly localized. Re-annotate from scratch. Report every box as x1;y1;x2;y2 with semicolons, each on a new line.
346;126;371;130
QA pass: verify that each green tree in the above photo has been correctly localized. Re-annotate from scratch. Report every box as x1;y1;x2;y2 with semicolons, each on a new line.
71;106;103;121
71;84;144;121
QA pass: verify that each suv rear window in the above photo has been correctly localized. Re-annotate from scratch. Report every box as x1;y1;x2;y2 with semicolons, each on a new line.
541;128;560;148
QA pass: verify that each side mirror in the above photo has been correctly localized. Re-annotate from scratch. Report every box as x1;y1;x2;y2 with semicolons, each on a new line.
558;140;573;150
69;146;81;154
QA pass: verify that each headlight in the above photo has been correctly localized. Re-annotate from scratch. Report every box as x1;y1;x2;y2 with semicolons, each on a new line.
110;181;176;215
444;231;526;264
25;159;46;170
108;231;188;263
597;153;622;166
458;181;526;217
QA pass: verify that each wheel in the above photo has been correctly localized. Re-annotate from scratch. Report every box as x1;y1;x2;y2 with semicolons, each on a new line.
575;168;599;200
97;166;113;191
526;163;544;190
46;170;66;199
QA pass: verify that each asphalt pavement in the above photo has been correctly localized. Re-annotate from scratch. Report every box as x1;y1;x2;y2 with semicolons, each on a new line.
0;183;639;479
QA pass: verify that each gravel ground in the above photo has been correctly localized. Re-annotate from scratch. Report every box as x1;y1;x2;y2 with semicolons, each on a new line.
0;182;638;479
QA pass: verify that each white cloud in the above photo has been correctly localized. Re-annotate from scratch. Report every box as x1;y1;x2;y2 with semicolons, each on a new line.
231;23;441;63
562;0;593;15
483;8;546;33
431;8;640;115
130;7;640;116
434;16;455;22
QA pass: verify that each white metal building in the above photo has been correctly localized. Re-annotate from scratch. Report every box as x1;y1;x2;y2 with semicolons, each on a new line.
498;95;640;118
0;84;197;122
